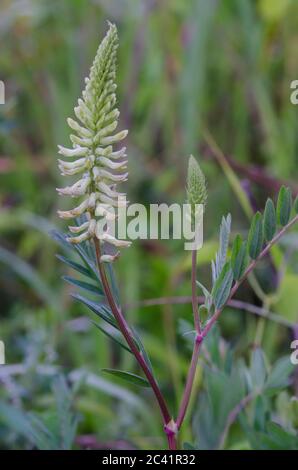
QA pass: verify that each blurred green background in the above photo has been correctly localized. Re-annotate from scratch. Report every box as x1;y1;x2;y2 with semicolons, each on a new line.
0;0;298;450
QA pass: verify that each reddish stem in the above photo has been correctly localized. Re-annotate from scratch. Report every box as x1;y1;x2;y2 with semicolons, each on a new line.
191;250;201;334
93;239;174;448
176;335;202;429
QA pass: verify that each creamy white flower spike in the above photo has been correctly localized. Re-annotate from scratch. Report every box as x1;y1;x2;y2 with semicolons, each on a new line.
56;23;131;260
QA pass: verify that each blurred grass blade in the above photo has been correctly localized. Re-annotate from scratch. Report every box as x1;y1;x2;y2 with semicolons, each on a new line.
203;130;253;219
0;246;59;312
0;401;57;450
294;196;298;214
181;0;217;152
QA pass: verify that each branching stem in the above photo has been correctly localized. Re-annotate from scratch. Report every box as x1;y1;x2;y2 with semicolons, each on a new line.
176;334;202;429
176;214;298;433
92;214;298;448
191;250;201;334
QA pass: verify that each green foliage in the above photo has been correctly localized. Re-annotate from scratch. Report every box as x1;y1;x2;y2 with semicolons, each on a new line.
276;186;292;226
72;293;117;329
192;342;296;450
196;281;212;311
51;230;99;278
63;275;103;296
92;320;132;353
55;228;153;380
240;420;298;450
212;214;231;283
200;193;297;321
211;262;233;310
263;198;276;242
56;254;94;278
250;348;267;389
247;212;263;259
0;376;78;450
265;356;295;395
198;305;209;325
231;235;247;280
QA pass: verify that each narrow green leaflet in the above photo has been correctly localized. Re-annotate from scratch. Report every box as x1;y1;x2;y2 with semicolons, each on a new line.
92;321;132;354
251;348;267;389
132;327;154;373
212;214;231;283
263;198;276;242
247;212;263;259
294;196;298;214
106;262;120;306
196;280;212;310
51;230;99;279
211;262;234;310
102;369;150;388
63;276;103;296
264;356;295;395
71;293;117;329
198;305;209;324
276;186;292;227
231;235;247;280
72;241;99;279
56;254;92;278
51;229;72;252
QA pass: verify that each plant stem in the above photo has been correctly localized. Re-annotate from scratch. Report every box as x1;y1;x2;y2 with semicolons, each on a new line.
176;335;202;429
176;248;202;430
167;433;177;451
93;238;176;449
191;250;201;334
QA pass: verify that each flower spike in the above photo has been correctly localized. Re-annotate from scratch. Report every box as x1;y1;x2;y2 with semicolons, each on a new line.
57;23;131;260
